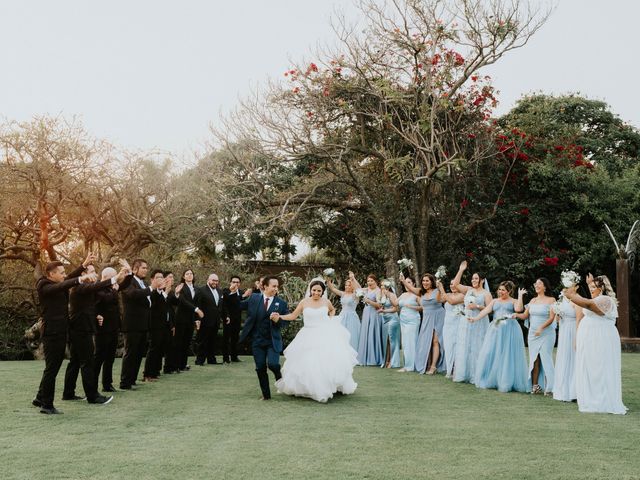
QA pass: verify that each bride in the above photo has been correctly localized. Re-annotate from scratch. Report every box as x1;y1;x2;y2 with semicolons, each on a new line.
270;279;358;403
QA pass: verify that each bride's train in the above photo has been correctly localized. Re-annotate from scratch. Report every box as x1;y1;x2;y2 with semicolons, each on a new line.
276;306;358;403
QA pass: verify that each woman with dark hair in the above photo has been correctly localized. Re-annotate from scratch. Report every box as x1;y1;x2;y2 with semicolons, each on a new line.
397;277;422;372
379;281;401;368
553;287;583;402
564;274;626;414
327;275;360;352
173;269;204;371
513;277;556;395
451;261;493;383
438;279;465;378
470;281;528;392
352;272;384;366
272;278;358;403
400;272;445;374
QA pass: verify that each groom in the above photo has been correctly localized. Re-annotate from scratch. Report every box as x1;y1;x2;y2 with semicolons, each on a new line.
239;276;289;400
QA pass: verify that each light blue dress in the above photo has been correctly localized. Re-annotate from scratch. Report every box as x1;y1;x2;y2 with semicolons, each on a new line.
453;289;490;383
357;290;384;366
415;290;445;374
553;298;577;402
443;302;463;377
398;295;420;371
475;301;528;393
381;298;401;368
339;294;361;353
526;302;556;393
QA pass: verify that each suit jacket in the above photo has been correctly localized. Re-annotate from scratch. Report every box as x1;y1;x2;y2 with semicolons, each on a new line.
36;265;86;336
95;286;121;334
175;283;198;325
222;288;245;323
238;293;289;352
69;278;114;334
149;290;173;331
120;274;151;333
196;285;226;329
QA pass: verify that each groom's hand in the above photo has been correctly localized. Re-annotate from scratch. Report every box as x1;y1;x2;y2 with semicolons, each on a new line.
270;312;280;323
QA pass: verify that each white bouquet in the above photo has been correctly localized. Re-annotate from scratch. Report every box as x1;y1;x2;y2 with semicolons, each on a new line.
492;316;510;327
381;279;392;288
435;265;447;281
453;304;465;316
561;270;580;288
397;258;414;271
552;293;564;318
355;288;366;300
323;268;335;278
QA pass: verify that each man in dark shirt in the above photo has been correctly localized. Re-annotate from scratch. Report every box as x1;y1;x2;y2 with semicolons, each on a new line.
222;275;252;363
94;267;122;392
33;254;95;414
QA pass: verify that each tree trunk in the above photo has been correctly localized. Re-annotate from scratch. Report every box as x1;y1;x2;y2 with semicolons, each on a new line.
616;259;630;337
416;181;431;276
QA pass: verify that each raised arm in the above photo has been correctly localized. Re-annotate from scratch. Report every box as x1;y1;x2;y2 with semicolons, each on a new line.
514;288;526;313
452;261;471;294
513;306;530;320
326;279;344;297
564;287;606;316
398;273;420;295
348;271;362;290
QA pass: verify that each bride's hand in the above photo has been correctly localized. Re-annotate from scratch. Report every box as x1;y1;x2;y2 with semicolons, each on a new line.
270;312;280;323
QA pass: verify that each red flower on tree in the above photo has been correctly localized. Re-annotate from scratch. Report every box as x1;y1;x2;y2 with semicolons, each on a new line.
543;257;559;266
518;208;530;216
460;198;470;208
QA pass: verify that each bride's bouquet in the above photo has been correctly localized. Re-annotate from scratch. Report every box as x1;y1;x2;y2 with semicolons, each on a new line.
561;270;580;288
397;258;414;271
434;265;447;281
322;268;335;278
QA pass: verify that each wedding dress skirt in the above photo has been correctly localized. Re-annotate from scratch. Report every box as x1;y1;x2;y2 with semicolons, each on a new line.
276;306;358;403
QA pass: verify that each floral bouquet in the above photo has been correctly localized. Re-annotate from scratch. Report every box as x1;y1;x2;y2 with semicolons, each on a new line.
435;265;447;281
355;288;366;303
453;304;465;316
561;270;580;288
397;258;414;271
552;293;564;319
492;315;510;327
322;268;335;278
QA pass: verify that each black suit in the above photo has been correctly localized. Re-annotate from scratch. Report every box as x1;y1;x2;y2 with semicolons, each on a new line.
195;285;226;364
63;277;113;400
94;286;120;390
119;275;151;388
143;290;174;378
172;283;198;370
222;288;245;362
34;265;85;409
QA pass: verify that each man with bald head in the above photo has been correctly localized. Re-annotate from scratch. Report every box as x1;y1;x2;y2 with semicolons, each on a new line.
195;273;226;365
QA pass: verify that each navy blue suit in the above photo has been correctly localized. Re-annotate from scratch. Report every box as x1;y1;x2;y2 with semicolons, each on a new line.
239;293;289;398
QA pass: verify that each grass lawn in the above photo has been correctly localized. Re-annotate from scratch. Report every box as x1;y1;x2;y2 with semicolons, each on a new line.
0;354;638;480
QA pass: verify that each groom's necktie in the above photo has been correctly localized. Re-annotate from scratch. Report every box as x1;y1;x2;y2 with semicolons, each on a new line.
264;297;269;311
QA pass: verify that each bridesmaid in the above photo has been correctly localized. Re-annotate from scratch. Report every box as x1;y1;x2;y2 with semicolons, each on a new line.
379;282;401;368
451;260;492;383
400;272;445;374
397;277;422;372
565;274;627;414
470;281;529;392
553;289;583;402
437;280;465;379
513;278;556;395
327;276;361;352
352;273;384;366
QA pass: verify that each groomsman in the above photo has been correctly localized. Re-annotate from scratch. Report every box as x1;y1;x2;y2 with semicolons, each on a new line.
142;270;170;381
63;263;125;404
172;269;204;371
94;267;121;392
162;271;180;374
119;259;160;390
33;254;95;414
222;275;251;363
195;273;226;365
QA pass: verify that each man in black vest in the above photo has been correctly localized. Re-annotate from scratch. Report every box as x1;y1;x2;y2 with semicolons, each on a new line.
94;267;121;392
119;259;161;390
195;273;226;365
32;254;95;414
222;275;251;363
63;263;126;404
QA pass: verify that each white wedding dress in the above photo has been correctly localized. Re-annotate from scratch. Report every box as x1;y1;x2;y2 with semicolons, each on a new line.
275;305;358;403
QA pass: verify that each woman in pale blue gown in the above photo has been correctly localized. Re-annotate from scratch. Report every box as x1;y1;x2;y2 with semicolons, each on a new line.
451;260;492;383
327;277;361;352
553;290;582;402
565;274;627;414
470;281;528;393
379;283;401;368
437;280;465;379
396;277;421;372
514;278;556;395
352;273;384;366
400;273;445;374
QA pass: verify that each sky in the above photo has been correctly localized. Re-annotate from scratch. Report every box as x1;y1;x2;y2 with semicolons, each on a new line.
0;0;638;161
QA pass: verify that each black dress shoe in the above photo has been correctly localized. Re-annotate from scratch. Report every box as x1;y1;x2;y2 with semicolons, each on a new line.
62;395;86;401
103;386;117;393
88;395;113;405
194;362;204;366
207;360;218;365
32;398;43;408
183;365;191;370
231;358;241;363
119;384;133;390
40;406;63;414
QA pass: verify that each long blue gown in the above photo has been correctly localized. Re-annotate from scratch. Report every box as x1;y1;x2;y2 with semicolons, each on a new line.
357;290;384;366
526;303;556;393
553;297;576;402
453;289;489;383
398;295;420;371
475;301;528;393
381;298;401;368
414;290;445;374
443;302;463;377
339;294;361;353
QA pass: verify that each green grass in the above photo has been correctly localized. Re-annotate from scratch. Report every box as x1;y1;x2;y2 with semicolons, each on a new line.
0;355;639;480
